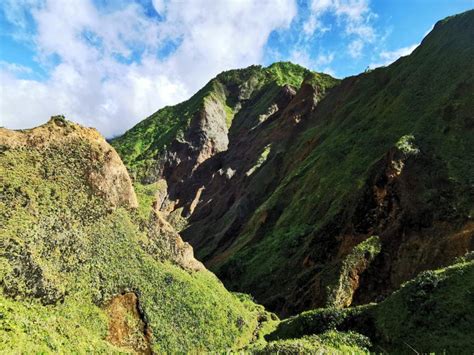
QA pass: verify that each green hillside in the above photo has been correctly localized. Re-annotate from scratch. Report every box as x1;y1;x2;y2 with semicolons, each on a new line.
110;11;474;320
0;117;273;352
209;9;474;314
2;9;474;354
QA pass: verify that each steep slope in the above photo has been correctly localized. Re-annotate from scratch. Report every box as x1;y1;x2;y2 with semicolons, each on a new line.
111;63;337;222
0;116;275;352
112;10;474;318
266;257;474;353
111;62;327;181
213;10;474;315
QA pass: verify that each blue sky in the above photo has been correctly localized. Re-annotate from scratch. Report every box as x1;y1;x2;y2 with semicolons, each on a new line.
1;0;473;136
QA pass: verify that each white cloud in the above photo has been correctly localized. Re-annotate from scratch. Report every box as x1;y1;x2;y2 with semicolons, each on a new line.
304;0;376;58
380;44;418;61
369;43;418;69
289;50;312;68
315;52;335;67
1;0;41;41
151;0;166;15
0;61;33;74
289;49;334;73
0;0;297;137
348;38;364;58
423;24;435;38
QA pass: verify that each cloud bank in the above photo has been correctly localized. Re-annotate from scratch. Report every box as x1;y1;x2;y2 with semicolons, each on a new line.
1;0;296;137
0;0;423;137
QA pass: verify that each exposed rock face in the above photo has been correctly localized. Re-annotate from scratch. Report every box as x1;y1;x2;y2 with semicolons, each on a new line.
179;81;320;259
143;210;204;271
348;145;474;306
105;292;152;354
0;116;138;209
158;94;231;213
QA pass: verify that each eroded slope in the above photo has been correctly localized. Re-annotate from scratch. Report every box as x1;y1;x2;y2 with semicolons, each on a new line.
112;11;474;318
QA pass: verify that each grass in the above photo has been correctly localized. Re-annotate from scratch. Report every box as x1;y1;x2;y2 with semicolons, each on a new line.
266;305;375;342
0;292;121;353
395;134;420;155
249;330;371;354
326;236;382;308
133;180;166;221
372;260;474;353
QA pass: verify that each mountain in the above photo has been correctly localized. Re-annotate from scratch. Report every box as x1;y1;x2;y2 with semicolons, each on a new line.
111;62;336;183
2;9;474;354
1;116;375;353
112;9;474;319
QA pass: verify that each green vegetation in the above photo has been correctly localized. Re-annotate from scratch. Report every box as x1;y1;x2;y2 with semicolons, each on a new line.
211;10;474;310
302;71;340;99
395;134;420;155
0;119;379;353
3;10;474;353
266;305;374;342
249;331;370;354
0;123;273;352
133;180;166;220
110;82;211;180
327;236;382;308
265;260;474;353
0;293;121;353
266;61;312;87
372;260;474;352
246;144;272;176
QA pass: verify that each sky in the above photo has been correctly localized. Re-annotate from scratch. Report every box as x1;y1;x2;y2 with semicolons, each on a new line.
0;0;473;137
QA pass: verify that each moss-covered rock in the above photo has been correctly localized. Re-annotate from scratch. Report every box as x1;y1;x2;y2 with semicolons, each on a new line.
250;331;371;354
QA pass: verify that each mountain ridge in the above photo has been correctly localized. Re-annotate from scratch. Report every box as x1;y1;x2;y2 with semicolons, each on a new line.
112;9;474;317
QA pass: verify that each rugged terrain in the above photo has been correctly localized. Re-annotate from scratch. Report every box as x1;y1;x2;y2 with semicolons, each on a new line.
1;116;375;353
113;10;474;317
1;9;474;354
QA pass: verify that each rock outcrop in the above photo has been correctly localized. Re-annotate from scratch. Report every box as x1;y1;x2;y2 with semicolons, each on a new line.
105;292;152;354
0;115;138;209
